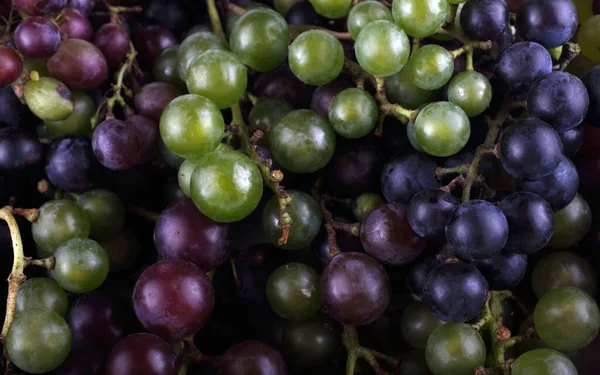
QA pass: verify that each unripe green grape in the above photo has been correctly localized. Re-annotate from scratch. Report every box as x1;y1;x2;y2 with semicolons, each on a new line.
512;349;577;375
425;323;486;375
248;98;294;142
401;301;444;350
77;189;126;240
548;194;592;249
16;278;69;317
41;91;94;138
310;0;352;19
414;101;470;157
32;199;90;255
355;20;410;77
532;251;598;299
392;0;448;38
227;2;269;33
328;88;378;138
266;263;322;320
573;0;594;25
186;50;247;109
178;159;198;197
275;0;299;15
407;120;425;152
347;1;393;40
289;30;344;86
229;9;290;72
153;45;186;90
408;45;454;90
385;66;435;109
53;238;110;293
578;15;600;62
447;71;492;117
159;94;224;159
24;77;74;121
176;31;229;81
159;138;185;169
353;193;384;221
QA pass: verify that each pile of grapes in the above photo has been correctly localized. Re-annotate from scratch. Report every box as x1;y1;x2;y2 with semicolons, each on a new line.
1;0;600;373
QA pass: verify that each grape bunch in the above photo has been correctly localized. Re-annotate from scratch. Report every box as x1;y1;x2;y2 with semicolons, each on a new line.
0;0;600;374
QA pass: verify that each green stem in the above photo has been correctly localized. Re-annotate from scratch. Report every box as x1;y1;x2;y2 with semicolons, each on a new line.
126;204;160;222
289;24;352;40
487;291;514;367
375;77;417;123
206;0;225;38
342;325;398;375
465;47;474;71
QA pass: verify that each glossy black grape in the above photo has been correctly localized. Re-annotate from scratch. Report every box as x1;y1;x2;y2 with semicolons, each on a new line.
46;136;100;191
495;42;553;95
446;200;509;260
471;252;528;290
583;66;600;126
0;128;42;172
560;125;583;158
310;79;352;118
0;86;36;129
408;188;459;240
422;262;489;323
516;0;578;48
407;256;441;299
381;153;439;203
460;0;509;41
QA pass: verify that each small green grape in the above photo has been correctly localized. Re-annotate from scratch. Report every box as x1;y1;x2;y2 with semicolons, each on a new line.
512;349;577;375
24;77;74;121
328;88;378;138
347;1;393;40
178;159;198;197
392;0;448;38
385;65;435;109
355;20;410;77
408;44;454;90
309;0;352;19
16;278;69;317
159;94;224;159
77;189;126;240
414;101;470;157
353;193;384;221
275;0;299;16
32;199;90;254
425;323;486;375
578;15;600;62
574;0;594;24
532;251;598;299
176;31;229;81
267;263;322;320
153;45;187;90
407;120;425;152
289;30;344;86
53;238;110;293
447;71;492;117
248;98;294;144
548;194;592;249
401;301;444;350
41;91;95;138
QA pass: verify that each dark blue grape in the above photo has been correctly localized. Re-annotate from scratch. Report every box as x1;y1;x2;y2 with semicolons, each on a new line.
495;42;553;95
408;189;459;240
92;119;142;171
422;262;489;323
46;136;100;191
498;192;554;254
0;86;37;130
516;0;578;48
0;128;42;172
460;0;509;41
527;72;589;132
471;252;527;290
583;66;600;126
446;200;509;260
499;118;563;181
381;153;439;203
407;256;441;299
559;125;583;158
518;155;578;211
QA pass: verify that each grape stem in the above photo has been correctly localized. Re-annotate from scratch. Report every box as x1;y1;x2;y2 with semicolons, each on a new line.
289;25;352;40
125;203;160;222
206;0;225;39
558;42;580;71
342;325;399;375
312;177;342;258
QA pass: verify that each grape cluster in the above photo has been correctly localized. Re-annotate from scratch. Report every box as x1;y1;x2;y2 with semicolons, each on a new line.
0;0;600;374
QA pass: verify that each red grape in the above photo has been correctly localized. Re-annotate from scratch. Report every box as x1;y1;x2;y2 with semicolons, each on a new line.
13;0;67;15
92;119;142;170
66;0;94;15
54;347;105;375
133;25;178;65
105;333;178;375
14;16;61;59
133;82;182;124
215;341;288;375
48;39;108;91
125;115;159;165
93;23;131;68
58;8;93;41
0;47;23;85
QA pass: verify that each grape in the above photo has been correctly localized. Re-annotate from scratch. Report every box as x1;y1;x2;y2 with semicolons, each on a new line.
381;153;440;203
13;0;67;15
133;25;178;64
517;0;579;48
153;46;186;89
275;0;297;16
6;308;71;374
408;256;441;299
159;94;224;159
126;115;159;165
309;0;351;18
24;77;74;121
401;301;444;350
53;238;109;293
54;347;105;375
0;47;23;85
460;0;509;41
355;20;410;77
190;147;263;223
177;32;230;80
230;9;290;72
77;189;125;240
286;0;328;26
408;45;454;90
215;341;288;374
105;333;178;375
16;278;69;317
92;23;131;68
425;323;486;375
534;286;600;351
471;251;527;290
254;64;316;109
48;39;108;91
360;202;426;266
249;98;294;134
512;349;578;375
92;119;142;170
266;263;322;320
408;188;459;240
423;262;489;322
67;0;93;16
320;252;391;325
447;71;492;117
532;251;598;299
155;198;232;271
32;199;90;254
495;42;553;95
0;128;42;172
42;91;95;138
289;30;344;86
177;159;196;196
392;0;448;38
499;192;555;254
45;136;99;191
99;228;140;272
499;118;563;181
159;139;185;169
548;193;592;248
385;68;433;111
283;315;340;368
595;0;600;14
347;1;393;40
414;101;471;157
583;66;600;126
353;193;384;222
328;88;377;138
58;8;93;40
560;125;583;157
134;82;183;125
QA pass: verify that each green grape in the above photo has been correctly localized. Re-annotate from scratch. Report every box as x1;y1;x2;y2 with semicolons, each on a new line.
534;286;600;351
512;349;577;375
40;91;94;138
401;301;444;350
347;1;394;40
269;109;336;173
275;0;299;16
574;0;595;25
53;238;110;293
448;0;466;3
425;323;486;375
392;0;448;38
447;71;492;117
16;278;69;317
24;77;74;121
186;50;247;109
6;308;71;374
578;15;600;62
77;189;126;240
266;262;322;320
353;193;384;222
408;45;454;90
565;53;599;78
407;120;425;152
414;101;470;157
159;94;224;159
385;65;434;109
263;190;323;250
454;2;465;31
176;31;229;81
283;315;340;368
229;9;290;72
532;251;598;299
32;199;90;254
548;194;592;249
248;98;294;146
23;59;50;77
159;138;185;169
328;88;378;138
153;45;186;90
355;20;410;77
190;148;263;223
227;2;269;33
178;159;198;197
289;30;344;86
309;0;352;19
